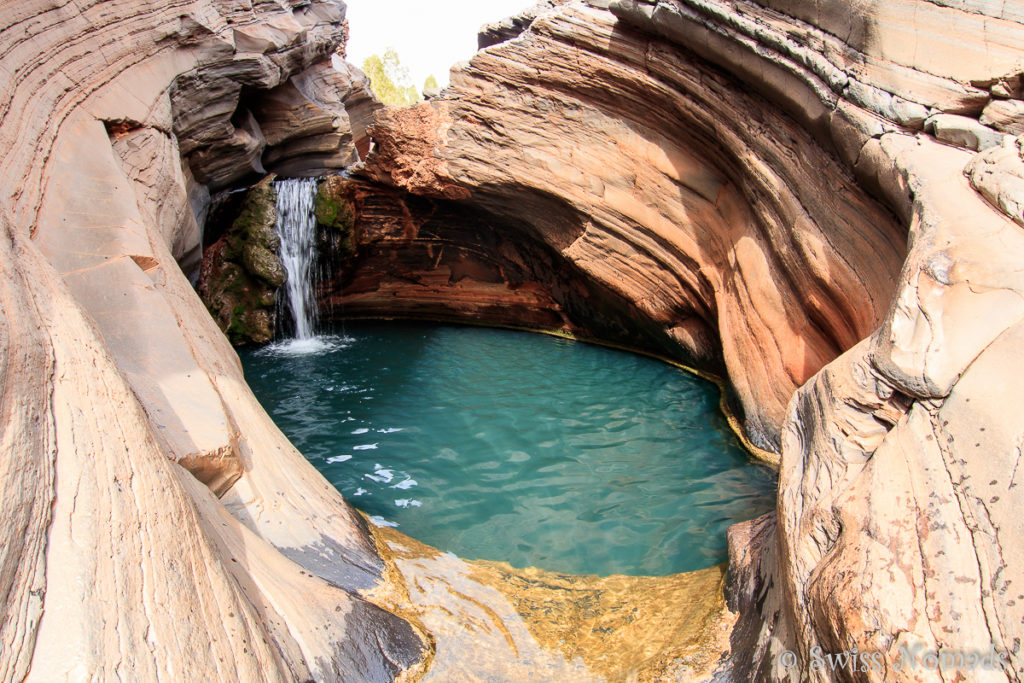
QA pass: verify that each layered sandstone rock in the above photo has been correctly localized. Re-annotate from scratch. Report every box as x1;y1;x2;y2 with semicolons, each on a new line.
3;0;1024;679
169;5;380;190
477;0;573;49
0;0;424;679
360;0;1024;679
363;2;907;452
313;176;639;335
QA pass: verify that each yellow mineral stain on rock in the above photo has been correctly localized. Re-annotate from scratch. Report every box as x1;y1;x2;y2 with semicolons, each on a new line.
365;522;734;682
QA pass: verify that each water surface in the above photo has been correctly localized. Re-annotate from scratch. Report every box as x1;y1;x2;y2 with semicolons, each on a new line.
241;322;776;576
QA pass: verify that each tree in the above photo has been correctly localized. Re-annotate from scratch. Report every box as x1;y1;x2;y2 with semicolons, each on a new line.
423;74;439;94
361;48;422;107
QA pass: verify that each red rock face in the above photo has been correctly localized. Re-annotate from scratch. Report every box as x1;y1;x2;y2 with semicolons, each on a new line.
319;178;698;359
321;179;570;330
363;104;472;200
361;5;906;451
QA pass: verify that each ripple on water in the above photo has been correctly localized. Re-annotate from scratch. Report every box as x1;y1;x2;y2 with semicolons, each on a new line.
240;322;777;576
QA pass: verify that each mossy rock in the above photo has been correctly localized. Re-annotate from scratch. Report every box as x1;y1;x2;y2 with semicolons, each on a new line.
198;175;286;346
228;308;274;345
315;186;355;235
222;177;279;260
315;178;359;267
243;243;286;287
217;262;246;295
238;177;280;244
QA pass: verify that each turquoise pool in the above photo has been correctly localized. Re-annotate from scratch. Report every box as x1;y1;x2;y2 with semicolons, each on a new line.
240;322;776;576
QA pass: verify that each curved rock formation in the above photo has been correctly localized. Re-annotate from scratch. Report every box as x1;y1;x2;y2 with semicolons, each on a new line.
363;2;907;452
358;0;1024;678
3;0;1024;679
0;0;424;679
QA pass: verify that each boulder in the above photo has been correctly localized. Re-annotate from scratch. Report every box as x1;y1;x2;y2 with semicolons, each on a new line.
925;113;1008;151
980;98;1024;135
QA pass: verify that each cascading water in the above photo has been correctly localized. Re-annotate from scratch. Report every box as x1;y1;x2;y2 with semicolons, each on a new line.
269;177;347;355
275;177;320;339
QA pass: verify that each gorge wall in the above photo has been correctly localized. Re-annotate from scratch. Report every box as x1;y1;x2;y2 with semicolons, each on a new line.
361;4;909;452
1;0;1023;680
0;1;425;680
356;0;1024;679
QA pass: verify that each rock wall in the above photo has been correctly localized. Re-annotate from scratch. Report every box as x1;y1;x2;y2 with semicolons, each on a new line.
363;2;907;452
360;0;1024;679
313;176;675;343
0;0;424;679
316;177;575;330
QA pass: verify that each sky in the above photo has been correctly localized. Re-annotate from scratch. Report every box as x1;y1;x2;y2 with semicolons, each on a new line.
344;0;533;90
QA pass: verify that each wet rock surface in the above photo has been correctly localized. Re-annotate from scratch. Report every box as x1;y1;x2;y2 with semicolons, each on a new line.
198;177;284;345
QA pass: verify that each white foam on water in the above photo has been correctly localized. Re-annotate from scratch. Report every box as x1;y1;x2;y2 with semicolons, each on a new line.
258;335;351;357
364;464;394;483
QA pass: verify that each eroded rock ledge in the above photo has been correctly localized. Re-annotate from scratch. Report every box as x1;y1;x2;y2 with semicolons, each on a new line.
358;0;1024;678
2;0;1023;679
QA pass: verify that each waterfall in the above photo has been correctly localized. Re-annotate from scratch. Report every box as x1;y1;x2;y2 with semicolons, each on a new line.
274;177;320;340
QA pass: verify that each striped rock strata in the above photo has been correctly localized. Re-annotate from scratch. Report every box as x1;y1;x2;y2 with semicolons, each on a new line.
0;0;422;680
360;0;1024;679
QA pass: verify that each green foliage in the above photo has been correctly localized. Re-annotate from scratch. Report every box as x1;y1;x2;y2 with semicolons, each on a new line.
362;48;422;107
423;74;439;93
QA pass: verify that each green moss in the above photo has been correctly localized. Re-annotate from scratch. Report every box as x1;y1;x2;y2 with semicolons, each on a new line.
243;243;286;287
314;193;355;234
231;177;280;251
197;175;285;347
315;178;358;261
